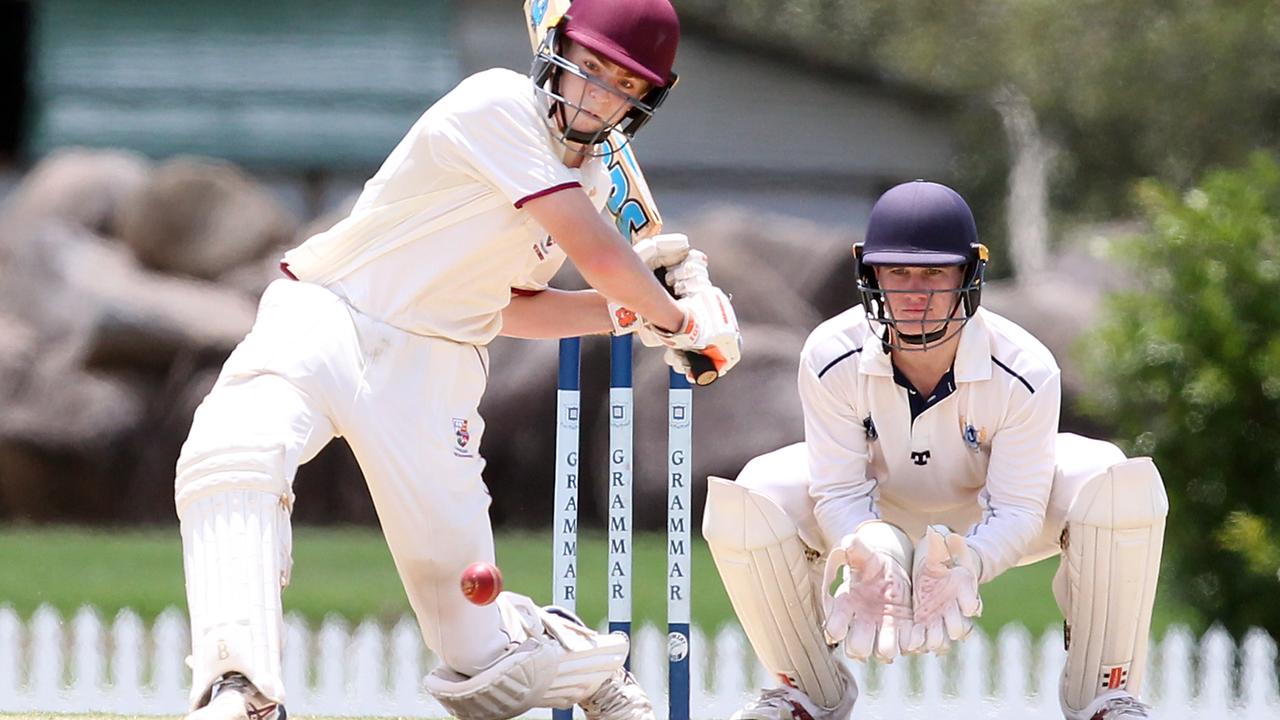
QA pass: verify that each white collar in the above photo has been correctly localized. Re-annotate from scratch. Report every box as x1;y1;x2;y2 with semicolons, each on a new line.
858;309;992;382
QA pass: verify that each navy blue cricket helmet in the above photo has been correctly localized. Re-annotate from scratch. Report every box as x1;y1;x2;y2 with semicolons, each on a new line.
853;180;989;351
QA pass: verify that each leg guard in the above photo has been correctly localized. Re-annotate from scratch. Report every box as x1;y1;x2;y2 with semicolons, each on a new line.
177;443;294;709
702;476;852;711
424;592;630;720
1053;458;1168;717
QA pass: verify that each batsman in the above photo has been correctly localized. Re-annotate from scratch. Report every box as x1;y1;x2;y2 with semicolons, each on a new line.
703;181;1167;720
175;1;741;719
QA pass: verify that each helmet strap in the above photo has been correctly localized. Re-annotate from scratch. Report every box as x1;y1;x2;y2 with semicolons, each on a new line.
888;294;965;349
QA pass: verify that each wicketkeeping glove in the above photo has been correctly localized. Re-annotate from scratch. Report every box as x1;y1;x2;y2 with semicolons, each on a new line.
822;521;915;663
906;525;983;655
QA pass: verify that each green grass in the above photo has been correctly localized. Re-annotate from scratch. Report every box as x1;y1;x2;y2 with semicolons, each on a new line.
0;525;1196;637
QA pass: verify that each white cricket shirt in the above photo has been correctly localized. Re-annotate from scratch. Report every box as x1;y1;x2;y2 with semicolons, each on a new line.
281;69;611;344
799;306;1062;582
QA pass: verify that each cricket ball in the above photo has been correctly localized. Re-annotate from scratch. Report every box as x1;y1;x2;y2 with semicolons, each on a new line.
460;561;503;606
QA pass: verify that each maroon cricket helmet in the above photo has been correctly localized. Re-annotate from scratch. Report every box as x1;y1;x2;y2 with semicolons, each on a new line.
562;0;680;88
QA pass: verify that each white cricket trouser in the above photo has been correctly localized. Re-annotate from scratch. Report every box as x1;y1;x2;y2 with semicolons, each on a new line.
734;433;1125;563
178;279;508;700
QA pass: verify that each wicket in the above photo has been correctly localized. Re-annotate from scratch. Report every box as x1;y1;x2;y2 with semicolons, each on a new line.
552;332;693;720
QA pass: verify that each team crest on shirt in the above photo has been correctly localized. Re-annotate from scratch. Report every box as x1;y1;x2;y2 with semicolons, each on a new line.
863;415;878;441
532;235;556;261
961;419;987;451
453;418;473;457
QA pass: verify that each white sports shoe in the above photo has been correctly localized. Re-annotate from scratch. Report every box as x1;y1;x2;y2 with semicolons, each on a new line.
732;674;858;720
580;668;656;720
1081;691;1151;719
185;673;286;720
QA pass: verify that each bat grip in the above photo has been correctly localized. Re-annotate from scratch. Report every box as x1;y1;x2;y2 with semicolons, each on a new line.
656;268;719;386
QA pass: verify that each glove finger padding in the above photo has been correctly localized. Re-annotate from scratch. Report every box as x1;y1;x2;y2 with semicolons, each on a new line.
665;249;712;297
662;348;693;377
908;526;982;655
821;523;915;663
632;232;690;271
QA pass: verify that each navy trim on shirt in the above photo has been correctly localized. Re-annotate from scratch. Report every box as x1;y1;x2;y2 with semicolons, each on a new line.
892;363;957;424
818;347;863;378
991;355;1035;394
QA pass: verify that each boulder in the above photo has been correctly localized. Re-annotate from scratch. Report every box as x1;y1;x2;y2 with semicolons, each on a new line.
0;147;151;239
0;220;257;522
681;206;859;324
476;335;564;527
584;323;808;529
117;156;298;280
0;220;257;372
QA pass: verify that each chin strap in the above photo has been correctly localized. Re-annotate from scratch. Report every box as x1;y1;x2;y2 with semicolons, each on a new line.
883;295;965;351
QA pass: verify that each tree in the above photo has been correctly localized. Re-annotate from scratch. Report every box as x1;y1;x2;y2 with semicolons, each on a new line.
1078;152;1280;636
674;0;1280;271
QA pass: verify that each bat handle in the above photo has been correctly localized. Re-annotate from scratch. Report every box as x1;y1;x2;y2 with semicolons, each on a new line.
656;268;720;386
685;352;719;386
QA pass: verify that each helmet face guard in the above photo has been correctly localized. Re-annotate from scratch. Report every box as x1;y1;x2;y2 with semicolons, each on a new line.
531;27;675;156
854;243;988;352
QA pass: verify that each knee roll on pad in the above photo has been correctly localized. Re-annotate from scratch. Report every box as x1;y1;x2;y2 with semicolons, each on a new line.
177;444;295;709
175;444;294;510
1054;458;1168;716
425;592;629;720
702;477;852;710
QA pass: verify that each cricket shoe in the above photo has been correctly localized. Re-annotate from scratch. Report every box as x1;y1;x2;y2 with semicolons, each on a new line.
731;672;858;720
580;667;656;720
1079;691;1151;719
185;673;286;720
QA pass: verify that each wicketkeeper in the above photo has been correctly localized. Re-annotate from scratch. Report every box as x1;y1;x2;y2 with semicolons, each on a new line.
703;180;1166;720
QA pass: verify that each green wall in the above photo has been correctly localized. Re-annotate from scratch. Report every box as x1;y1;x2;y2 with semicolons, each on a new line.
26;0;460;169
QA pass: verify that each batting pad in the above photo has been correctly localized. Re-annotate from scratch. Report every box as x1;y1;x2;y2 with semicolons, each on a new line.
702;477;853;710
425;592;629;720
1053;458;1168;715
177;444;294;708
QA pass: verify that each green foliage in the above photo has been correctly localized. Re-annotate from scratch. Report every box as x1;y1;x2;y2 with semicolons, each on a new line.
1078;152;1280;636
674;0;1280;214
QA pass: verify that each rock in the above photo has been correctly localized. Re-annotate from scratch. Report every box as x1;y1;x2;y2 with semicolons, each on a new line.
682;206;858;324
0;220;257;523
1;221;257;372
117;156;298;280
0;147;151;239
476;335;564;526
584;323;808;529
0;339;149;522
0;311;37;403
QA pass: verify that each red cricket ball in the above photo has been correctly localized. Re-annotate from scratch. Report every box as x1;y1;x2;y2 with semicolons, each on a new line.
460;561;503;606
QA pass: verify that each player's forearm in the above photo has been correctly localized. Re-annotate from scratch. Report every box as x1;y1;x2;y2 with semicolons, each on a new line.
499;289;612;339
571;239;684;331
964;508;1044;583
522;189;684;332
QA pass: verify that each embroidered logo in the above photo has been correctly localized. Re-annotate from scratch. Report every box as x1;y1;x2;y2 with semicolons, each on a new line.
614;306;638;329
1099;663;1131;690
863;415;878;441
453;418;473;457
532;235;555;261
961;418;987;452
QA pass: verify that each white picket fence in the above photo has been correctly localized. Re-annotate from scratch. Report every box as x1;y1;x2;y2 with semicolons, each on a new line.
0;605;1277;719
